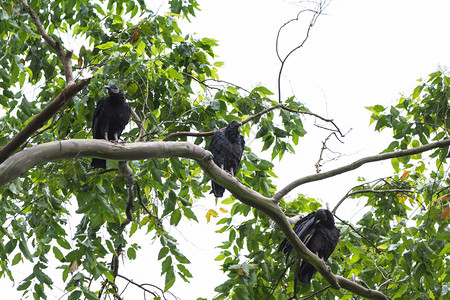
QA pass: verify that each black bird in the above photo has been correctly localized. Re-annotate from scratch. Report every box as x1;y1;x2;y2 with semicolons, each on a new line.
278;209;340;283
208;120;245;197
91;84;131;169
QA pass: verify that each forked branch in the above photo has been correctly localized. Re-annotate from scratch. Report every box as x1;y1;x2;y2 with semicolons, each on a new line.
276;0;330;103
274;137;450;202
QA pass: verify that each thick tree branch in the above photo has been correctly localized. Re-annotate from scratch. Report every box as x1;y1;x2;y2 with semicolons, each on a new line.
273;138;450;202
0;78;91;164
0;140;388;299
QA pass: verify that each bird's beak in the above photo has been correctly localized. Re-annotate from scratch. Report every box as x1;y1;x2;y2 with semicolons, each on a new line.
104;85;111;90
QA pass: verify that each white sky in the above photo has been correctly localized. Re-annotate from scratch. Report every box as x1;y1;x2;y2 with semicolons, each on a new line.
3;0;450;299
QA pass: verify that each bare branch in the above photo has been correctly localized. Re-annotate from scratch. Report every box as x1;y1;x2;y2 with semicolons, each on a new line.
116;274;179;300
273;137;450;202
300;285;331;299
315;132;341;173
332;188;413;214
130;108;148;142
280;105;343;136
334;215;382;254
276;1;329;103
0;78;91;164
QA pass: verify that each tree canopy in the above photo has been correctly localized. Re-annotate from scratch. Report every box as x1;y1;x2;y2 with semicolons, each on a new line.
0;0;448;299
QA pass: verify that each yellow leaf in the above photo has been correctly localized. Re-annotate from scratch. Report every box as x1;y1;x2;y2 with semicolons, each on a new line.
206;209;218;223
237;268;244;276
377;244;388;250
69;260;78;273
219;207;228;213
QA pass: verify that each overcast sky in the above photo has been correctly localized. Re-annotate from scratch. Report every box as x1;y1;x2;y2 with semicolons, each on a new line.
4;0;450;299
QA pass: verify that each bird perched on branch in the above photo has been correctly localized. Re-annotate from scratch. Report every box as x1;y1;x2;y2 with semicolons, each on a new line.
91;84;131;169
278;208;340;283
208;120;245;197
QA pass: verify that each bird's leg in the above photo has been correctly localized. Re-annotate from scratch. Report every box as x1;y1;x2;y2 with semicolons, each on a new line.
104;132;109;141
114;133;119;143
230;168;235;177
318;254;331;271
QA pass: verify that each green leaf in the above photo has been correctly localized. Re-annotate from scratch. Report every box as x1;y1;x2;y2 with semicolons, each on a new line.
158;247;169;260
19;240;33;261
127;247;137;260
82;286;99;300
68;290;82;300
12;253;22;265
391;158;400;173
438;243;450;256
136;41;146;56
164;266;175;291
96;41;116;49
161;256;172;274
170;209;182;225
177;264;193;278
393;283;408;298
52;247;64;261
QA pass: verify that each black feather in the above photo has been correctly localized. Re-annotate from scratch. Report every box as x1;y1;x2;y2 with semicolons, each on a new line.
278;209;340;283
91;85;131;169
207;120;245;197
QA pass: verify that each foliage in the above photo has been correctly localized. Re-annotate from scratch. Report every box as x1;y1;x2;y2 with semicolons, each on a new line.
0;0;306;299
0;0;448;300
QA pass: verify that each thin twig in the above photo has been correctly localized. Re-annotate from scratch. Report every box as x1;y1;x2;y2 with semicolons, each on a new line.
136;181;162;227
281;105;343;136
332;188;413;214
276;1;330;103
334;215;382;254
300;285;331;299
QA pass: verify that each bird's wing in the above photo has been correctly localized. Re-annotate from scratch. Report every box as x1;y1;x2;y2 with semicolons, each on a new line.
92;97;107;139
293;216;317;244
126;102;131;119
234;135;245;169
315;226;340;261
278;212;316;256
208;130;228;167
92;97;107;125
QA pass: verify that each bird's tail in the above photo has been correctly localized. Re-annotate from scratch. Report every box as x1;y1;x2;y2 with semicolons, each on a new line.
210;181;225;198
91;158;106;169
296;262;316;283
